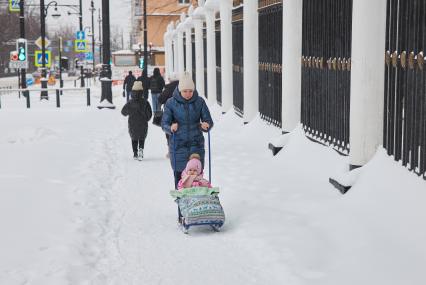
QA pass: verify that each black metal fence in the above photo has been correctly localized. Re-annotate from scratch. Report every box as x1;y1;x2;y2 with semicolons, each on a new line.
203;26;208;98
384;0;426;179
216;19;222;105
259;0;283;128
183;36;187;71
301;0;353;153
232;6;244;116
192;33;196;85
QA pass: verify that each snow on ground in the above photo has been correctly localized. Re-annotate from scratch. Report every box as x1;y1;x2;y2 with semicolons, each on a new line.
0;78;425;285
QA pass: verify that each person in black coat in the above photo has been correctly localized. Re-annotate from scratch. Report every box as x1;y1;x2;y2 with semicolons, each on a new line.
149;67;166;113
136;69;150;100
121;81;153;160
158;77;179;156
123;71;136;102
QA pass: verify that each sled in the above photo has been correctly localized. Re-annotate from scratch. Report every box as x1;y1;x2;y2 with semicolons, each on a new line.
170;187;225;234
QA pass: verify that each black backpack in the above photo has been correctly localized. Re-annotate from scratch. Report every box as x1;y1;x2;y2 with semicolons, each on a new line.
150;77;160;93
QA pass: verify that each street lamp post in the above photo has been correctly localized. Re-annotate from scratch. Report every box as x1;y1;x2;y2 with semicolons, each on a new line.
40;0;48;99
90;0;96;72
98;0;115;109
19;0;27;97
98;8;102;64
79;0;85;88
143;0;147;73
59;36;63;93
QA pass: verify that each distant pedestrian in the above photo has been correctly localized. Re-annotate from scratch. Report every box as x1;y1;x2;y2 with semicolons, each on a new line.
149;67;165;113
123;71;136;102
121;81;152;160
158;75;179;157
136;69;150;100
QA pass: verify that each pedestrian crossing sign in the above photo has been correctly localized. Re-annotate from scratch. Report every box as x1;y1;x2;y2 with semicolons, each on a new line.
9;0;20;12
34;50;51;67
75;40;88;53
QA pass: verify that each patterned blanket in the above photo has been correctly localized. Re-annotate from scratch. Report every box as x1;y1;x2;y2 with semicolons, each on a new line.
170;187;225;227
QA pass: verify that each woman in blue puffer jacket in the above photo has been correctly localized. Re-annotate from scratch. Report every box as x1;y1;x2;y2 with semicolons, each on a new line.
161;72;214;188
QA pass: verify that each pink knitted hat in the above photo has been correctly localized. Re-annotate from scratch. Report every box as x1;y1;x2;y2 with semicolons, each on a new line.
185;157;202;174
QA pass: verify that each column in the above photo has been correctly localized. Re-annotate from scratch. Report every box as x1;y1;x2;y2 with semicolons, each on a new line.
349;0;387;168
185;26;192;76
219;0;233;113
173;32;179;78
282;0;303;133
204;7;217;105
177;20;185;76
193;19;205;97
243;0;259;122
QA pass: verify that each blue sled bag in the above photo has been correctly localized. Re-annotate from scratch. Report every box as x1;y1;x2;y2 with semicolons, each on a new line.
170;187;225;229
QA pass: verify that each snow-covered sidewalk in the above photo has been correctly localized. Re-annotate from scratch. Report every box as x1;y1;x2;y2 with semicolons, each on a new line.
0;85;425;285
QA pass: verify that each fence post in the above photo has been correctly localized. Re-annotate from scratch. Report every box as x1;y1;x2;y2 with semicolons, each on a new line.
282;0;303;133
86;88;91;106
56;89;60;108
243;0;259;123
0;94;2;109
26;90;30;108
349;0;387;168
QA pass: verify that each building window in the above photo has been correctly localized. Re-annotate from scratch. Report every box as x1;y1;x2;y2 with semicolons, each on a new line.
178;0;190;4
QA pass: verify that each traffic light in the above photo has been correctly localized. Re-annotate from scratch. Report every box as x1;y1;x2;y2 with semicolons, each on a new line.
16;39;27;62
139;57;144;69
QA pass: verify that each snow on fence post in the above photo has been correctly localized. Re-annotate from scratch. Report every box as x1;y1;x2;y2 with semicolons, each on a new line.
349;0;387;168
282;0;303;133
243;0;259;123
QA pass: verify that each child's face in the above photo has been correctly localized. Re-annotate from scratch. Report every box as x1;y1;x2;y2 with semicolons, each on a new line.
187;168;198;175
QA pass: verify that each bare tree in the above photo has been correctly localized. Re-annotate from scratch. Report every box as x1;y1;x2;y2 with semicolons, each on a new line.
0;5;41;76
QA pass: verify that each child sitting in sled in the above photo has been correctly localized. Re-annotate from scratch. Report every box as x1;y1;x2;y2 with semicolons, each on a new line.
177;153;212;190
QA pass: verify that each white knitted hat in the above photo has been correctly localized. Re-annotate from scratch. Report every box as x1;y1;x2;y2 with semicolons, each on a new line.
178;72;195;91
132;81;143;91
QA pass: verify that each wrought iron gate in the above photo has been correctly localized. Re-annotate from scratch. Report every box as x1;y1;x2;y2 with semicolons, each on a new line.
384;0;426;178
183;35;187;71
203;26;208;98
216;18;222;105
259;0;282;128
232;5;244;116
301;0;353;153
192;33;196;85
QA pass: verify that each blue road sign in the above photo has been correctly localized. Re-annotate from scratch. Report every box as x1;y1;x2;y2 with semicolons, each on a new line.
75;40;88;52
9;0;20;12
85;52;93;61
35;50;51;67
76;31;85;40
75;53;85;60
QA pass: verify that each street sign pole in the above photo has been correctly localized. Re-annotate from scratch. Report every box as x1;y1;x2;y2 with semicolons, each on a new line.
99;0;114;109
40;0;48;100
79;0;85;88
59;37;63;94
19;0;28;98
